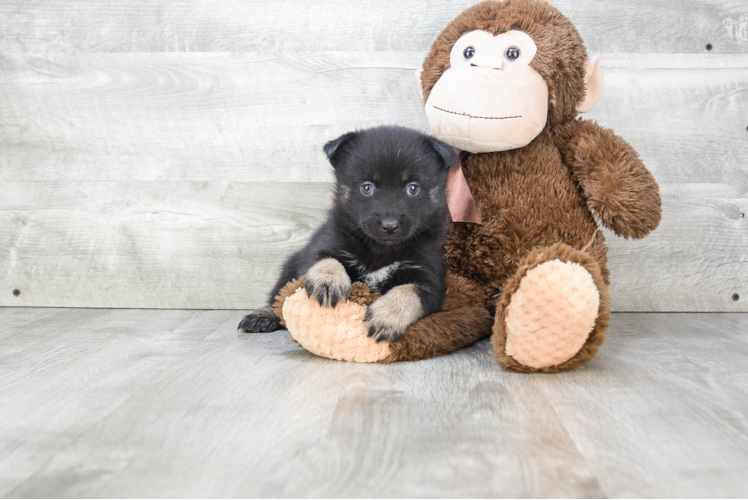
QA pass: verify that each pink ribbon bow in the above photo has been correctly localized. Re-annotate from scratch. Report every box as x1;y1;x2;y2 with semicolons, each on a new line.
446;154;482;224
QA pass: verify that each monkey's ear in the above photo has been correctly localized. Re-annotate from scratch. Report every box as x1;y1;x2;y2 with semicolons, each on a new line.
415;67;424;101
324;131;358;168
577;56;604;113
429;137;458;168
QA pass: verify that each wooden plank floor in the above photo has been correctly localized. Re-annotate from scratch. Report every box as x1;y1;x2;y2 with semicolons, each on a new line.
1;309;747;498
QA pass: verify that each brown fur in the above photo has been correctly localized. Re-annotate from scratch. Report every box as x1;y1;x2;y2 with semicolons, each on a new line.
421;0;590;127
555;119;662;239
275;275;489;361
272;277;305;327
403;0;661;371
383;274;493;362
444;130;612;314
491;243;610;372
279;0;660;371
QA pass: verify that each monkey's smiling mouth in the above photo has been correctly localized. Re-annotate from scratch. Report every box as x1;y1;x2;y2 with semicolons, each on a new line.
432;105;522;120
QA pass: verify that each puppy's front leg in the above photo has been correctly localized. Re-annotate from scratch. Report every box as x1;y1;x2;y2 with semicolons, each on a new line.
305;258;352;307
365;284;424;343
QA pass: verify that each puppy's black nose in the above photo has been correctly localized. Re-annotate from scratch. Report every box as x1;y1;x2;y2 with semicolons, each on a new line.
381;218;400;234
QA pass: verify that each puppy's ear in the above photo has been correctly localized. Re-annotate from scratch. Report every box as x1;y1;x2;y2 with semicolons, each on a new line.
324;131;359;168
428;138;458;168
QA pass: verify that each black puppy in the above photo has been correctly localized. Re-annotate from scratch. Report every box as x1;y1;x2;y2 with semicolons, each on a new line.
238;125;455;342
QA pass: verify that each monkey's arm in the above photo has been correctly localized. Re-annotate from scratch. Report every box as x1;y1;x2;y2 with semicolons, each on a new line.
555;119;662;239
383;274;493;362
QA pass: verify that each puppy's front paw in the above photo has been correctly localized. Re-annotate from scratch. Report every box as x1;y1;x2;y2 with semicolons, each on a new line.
304;258;352;307
238;306;281;333
365;284;424;343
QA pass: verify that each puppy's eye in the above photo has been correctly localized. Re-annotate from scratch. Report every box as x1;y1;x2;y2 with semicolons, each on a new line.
360;182;375;196
505;47;520;61
463;46;475;60
406;183;420;196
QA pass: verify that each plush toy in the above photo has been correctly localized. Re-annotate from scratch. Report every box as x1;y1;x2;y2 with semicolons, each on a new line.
275;274;492;362
275;0;661;371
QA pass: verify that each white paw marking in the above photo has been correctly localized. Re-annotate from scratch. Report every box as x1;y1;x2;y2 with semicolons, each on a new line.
305;258;352;307
365;284;424;342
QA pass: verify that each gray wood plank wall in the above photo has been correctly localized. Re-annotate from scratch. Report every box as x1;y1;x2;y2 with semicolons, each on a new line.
0;1;746;311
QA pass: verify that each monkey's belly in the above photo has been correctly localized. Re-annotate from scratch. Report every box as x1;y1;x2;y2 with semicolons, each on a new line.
446;140;607;308
445;188;601;308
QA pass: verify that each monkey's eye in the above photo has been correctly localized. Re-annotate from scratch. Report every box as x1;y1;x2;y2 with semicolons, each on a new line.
406;183;420;196
360;182;375;196
505;47;520;61
463;47;475;59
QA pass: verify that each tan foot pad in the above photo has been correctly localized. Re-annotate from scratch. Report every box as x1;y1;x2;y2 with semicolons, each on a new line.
282;288;392;363
504;259;600;369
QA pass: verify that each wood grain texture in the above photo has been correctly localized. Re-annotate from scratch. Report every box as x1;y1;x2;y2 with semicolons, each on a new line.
0;307;63;338
0;0;746;53
606;182;747;312
584;53;748;186
0;308;229;495
532;312;748;498
1;52;746;185
0;181;329;309
1;182;745;311
0;52;425;184
1;308;747;497
0;8;745;312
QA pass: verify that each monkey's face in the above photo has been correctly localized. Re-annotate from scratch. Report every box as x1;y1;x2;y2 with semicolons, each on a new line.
424;30;549;154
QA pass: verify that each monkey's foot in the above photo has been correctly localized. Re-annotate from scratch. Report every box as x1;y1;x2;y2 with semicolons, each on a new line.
492;243;610;372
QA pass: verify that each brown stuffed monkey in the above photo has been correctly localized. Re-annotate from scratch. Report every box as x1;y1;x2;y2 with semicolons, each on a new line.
276;0;661;372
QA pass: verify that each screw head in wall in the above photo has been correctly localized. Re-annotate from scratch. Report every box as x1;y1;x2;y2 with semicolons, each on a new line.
12;289;21;297
733;293;740;302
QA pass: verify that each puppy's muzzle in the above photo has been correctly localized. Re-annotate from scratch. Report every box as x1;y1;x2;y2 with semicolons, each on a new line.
380;218;400;234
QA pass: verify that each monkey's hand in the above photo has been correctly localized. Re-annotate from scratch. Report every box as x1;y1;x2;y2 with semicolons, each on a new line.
555;119;662;239
304;258;352;307
365;284;424;343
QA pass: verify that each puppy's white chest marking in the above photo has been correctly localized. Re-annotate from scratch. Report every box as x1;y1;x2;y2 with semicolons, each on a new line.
363;261;422;291
339;252;422;292
363;262;402;290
